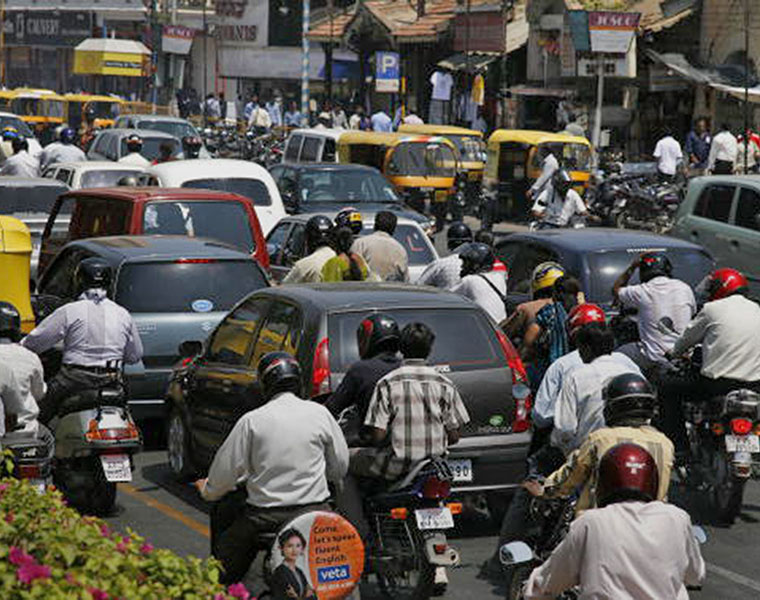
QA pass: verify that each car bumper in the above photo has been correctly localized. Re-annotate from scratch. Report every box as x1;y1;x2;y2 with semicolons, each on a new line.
126;369;171;420
447;431;530;494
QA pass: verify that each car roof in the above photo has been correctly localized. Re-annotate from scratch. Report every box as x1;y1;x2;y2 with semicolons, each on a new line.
689;174;760;185
256;283;478;311
0;177;69;188
65;235;250;264
499;228;706;252
283;163;380;174
47;161;146;172
147;158;271;180
101;128;180;140
61;186;250;203
120;114;192;123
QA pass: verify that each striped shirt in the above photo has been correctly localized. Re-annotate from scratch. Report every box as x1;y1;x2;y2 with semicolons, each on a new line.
363;359;470;480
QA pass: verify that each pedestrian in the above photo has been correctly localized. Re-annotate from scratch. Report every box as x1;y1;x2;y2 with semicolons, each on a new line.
219;92;227;120
0;138;39;177
472;106;488;134
402;105;424;126
684;117;711;175
284;100;302;128
371;108;392;132
350;210;409;282
735;132;760;174
266;94;283;128
244;93;259;123
349;105;370;130
653;126;683;182
248;102;272;135
331;101;348;129
204;93;221;119
707;123;738;174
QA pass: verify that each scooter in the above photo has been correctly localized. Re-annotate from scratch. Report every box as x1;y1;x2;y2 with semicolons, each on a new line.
52;369;142;515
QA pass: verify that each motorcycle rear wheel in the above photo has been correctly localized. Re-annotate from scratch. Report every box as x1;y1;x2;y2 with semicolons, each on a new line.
702;450;746;524
375;520;435;600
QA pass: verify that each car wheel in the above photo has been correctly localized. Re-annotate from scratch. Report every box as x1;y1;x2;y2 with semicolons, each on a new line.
167;408;196;481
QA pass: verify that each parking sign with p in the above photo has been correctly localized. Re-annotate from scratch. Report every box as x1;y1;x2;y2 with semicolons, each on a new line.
376;51;400;93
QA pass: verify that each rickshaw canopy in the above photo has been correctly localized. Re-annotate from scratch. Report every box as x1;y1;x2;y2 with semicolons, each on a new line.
0;216;34;333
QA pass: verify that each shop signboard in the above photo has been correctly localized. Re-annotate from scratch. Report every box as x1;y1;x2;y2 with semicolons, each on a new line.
162;25;196;55
588;11;640;54
3;10;92;47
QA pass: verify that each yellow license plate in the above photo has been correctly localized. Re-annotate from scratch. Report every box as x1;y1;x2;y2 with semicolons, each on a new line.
434;190;448;202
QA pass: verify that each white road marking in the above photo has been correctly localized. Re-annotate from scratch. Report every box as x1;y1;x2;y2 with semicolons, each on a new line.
707;562;760;593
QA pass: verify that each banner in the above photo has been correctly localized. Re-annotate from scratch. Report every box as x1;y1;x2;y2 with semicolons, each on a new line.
162;25;195;55
588;11;640;54
4;11;92;47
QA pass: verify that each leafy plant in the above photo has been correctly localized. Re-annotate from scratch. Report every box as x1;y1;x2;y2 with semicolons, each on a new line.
0;478;249;599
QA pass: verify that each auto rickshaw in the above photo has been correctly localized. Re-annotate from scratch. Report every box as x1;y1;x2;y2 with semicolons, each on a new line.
337;131;458;231
0;216;35;333
483;130;593;221
0;88;66;144
64;93;124;131
398;124;486;218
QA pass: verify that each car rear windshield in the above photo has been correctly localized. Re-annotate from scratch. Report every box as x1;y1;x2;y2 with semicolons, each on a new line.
115;260;267;313
80;170;143;189
144;200;255;253
359;224;435;266
299;170;398;203
329;308;504;373
0;115;33;138
0;184;68;214
182;178;272;206
122;137;180;161
136;120;197;140
448;135;485;162
588;248;714;303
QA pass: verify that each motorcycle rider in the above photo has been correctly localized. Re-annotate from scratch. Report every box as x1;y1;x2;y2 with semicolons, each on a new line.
21;258;143;424
281;215;336;284
526;144;559;201
334;207;363;236
325;313;402;443
527;373;674;514
503;262;565;345
195;351;348;585
350;210;410;282
38;127;86;171
181;135;203;159
451;242;506;323
416;221;473;289
661;267;760;455
523;444;705;600
531;169;588;229
0;138;39;178
337;322;470;537
612;252;696;374
118;134;150;167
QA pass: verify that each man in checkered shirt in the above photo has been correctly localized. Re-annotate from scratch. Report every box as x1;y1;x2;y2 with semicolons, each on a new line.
336;322;470;535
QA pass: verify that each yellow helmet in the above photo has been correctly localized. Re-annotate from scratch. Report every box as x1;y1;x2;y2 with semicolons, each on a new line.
531;261;565;295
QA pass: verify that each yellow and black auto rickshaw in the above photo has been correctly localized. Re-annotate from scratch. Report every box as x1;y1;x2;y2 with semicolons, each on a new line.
64;93;124;132
484;129;593;220
0;216;35;333
337;131;459;231
0;88;66;143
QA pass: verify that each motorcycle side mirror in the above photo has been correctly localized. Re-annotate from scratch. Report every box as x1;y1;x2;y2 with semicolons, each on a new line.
178;340;203;359
499;541;534;566
692;525;708;545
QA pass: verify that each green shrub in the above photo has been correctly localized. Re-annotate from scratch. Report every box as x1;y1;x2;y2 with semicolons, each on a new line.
0;478;248;599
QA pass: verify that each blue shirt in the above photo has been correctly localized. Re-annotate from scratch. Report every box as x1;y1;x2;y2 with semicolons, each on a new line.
533;350;583;428
371;111;392;132
684;130;711;168
284;110;303;127
266;102;282;127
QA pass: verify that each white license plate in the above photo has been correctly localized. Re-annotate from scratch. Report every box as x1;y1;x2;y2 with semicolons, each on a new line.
100;454;132;482
447;459;473;482
415;507;454;530
725;435;760;453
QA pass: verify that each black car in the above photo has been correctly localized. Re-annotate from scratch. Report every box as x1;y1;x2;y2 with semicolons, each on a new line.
494;228;715;312
37;235;269;420
268;163;434;235
166;283;531;510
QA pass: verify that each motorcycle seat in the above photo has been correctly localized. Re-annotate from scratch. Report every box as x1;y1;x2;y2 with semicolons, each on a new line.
56;388;126;417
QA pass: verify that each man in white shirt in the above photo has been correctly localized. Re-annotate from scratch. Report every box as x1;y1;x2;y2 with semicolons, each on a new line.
351;211;409;282
429;70;453;124
196;352;348;585
613;252;696;374
653;129;683;182
39;128;86;171
531;169;587;228
523;444;704;600
119;134;151;167
415;222;472;288
282;215;336;284
707;123;738;174
371;109;392;132
661;268;760;455
527;146;559;200
451;242;506;323
0;138;39;178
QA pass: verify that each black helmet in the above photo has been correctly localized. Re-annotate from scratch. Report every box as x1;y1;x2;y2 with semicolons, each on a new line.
305;215;334;253
603;373;657;426
335;208;363;235
552;169;573;195
60;127;76;145
0;302;21;341
458;242;495;277
446;221;473;251
357;313;400;359
257;351;302;401
125;133;143;153
182;135;203;159
75;257;112;292
639;252;672;283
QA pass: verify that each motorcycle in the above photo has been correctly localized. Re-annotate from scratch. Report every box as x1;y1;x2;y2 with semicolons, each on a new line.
611;179;683;234
3;430;53;493
51;368;142;515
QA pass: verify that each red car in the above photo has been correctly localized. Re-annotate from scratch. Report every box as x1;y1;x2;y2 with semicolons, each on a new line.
39;187;269;276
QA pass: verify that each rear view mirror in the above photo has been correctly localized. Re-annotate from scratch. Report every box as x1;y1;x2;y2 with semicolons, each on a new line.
178;340;203;359
500;541;533;566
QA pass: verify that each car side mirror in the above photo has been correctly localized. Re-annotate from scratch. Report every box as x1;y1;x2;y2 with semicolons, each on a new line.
178;340;203;359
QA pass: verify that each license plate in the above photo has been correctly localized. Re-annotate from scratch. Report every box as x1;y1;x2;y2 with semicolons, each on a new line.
29;478;47;494
725;435;760;453
447;458;473;482
100;454;132;482
415;507;454;530
434;190;448;203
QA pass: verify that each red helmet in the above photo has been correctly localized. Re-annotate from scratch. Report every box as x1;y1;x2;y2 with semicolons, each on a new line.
596;443;659;507
706;268;748;301
567;303;606;339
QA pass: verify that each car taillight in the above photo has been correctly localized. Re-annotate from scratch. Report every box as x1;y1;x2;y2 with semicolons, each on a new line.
311;337;331;397
16;464;41;479
85;419;140;442
730;418;753;436
174;258;217;264
422;476;451;500
496;329;532;433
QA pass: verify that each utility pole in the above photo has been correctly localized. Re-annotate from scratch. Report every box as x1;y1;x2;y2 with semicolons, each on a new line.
151;0;159;111
325;0;333;106
301;0;311;126
744;0;750;174
592;54;605;160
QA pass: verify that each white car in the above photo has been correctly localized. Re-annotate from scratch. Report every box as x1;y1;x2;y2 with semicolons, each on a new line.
113;114;211;158
42;161;146;189
145;159;285;235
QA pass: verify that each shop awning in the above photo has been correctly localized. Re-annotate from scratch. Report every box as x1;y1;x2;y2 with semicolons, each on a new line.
437;52;498;72
73;38;150;77
644;49;715;85
506;85;575;98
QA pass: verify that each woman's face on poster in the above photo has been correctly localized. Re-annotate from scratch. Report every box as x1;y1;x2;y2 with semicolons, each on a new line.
282;535;304;561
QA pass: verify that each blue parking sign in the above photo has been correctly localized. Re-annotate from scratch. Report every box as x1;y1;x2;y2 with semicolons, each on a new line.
376;51;400;93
